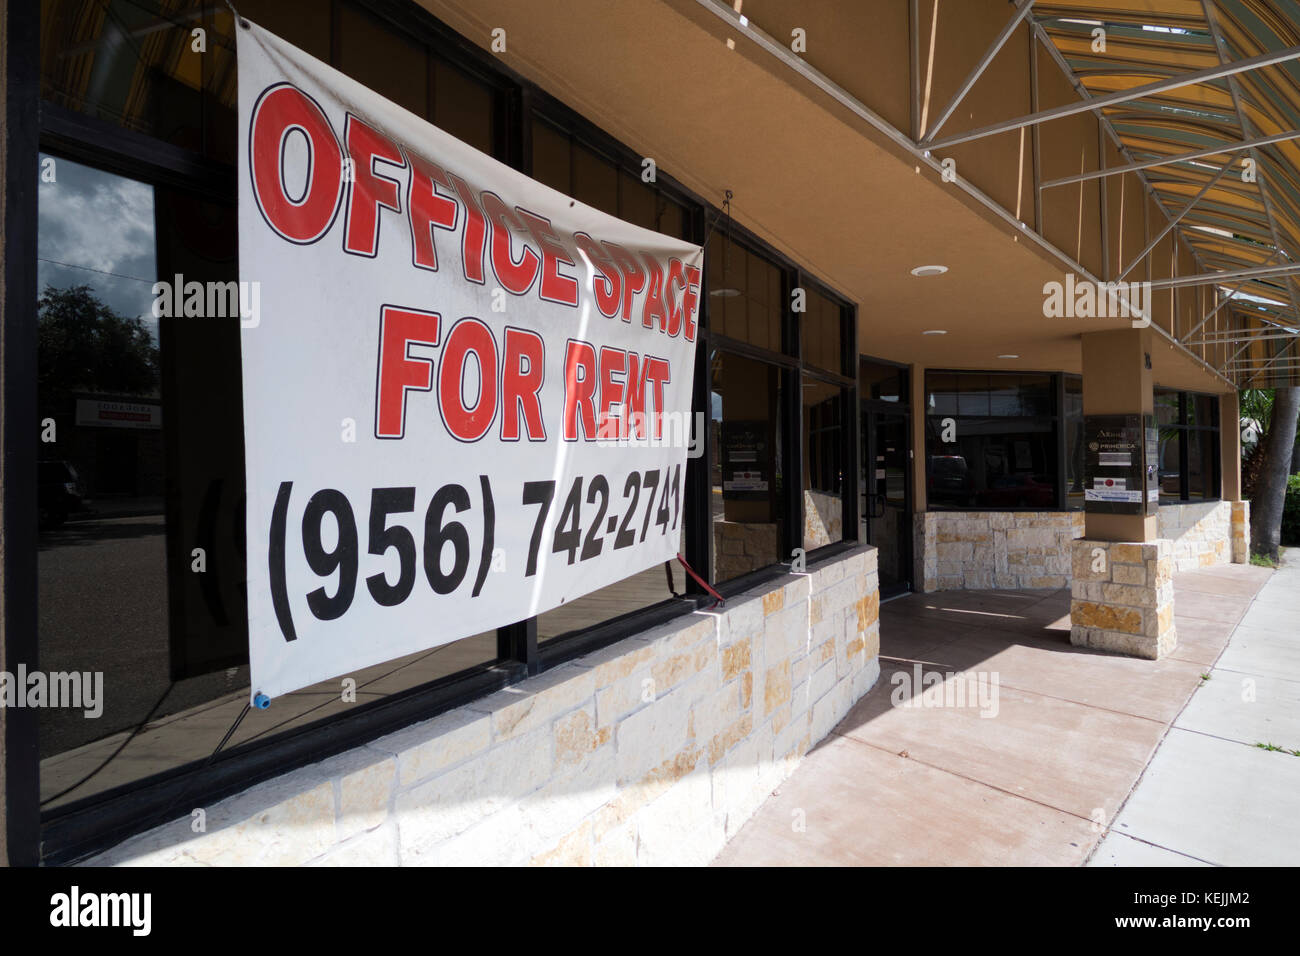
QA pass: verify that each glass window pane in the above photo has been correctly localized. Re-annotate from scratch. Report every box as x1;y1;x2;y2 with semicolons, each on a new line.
926;371;958;416
1154;388;1181;426
1158;428;1182;501
956;373;991;416
712;351;785;582
338;2;428;119
433;60;495;156
925;372;1056;509
36;155;503;807
1018;374;1053;418
656;196;687;241
705;234;785;354
803;288;843;375
1187;393;1218;429
41;0;208;152
861;358;904;403
531;119;570;194
573;142;618;217
803;377;847;550
619;169;656;229
1187;428;1219;500
537;562;683;642
1064;376;1084;510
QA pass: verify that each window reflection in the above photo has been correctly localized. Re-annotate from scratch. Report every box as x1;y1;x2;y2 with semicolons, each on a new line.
36;155;499;809
712;351;785;581
925;371;1058;510
803;377;847;550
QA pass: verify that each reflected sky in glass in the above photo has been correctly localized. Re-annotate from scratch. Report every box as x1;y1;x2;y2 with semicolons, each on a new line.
37;153;158;340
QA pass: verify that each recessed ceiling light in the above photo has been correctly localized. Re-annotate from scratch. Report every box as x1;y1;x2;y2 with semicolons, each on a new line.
922;329;947;335
911;265;948;277
998;353;1019;359
710;287;741;298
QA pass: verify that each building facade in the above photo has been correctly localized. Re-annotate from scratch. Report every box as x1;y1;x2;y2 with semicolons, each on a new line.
4;0;1293;866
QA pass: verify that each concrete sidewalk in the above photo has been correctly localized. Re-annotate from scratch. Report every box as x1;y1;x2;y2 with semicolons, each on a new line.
1090;550;1300;867
714;557;1283;866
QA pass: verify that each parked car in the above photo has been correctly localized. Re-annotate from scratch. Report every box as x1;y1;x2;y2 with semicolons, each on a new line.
38;460;85;527
928;455;974;506
977;473;1055;508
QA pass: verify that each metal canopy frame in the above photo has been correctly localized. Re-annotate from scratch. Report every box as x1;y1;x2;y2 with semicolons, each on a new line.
699;0;1300;387
923;44;1300;151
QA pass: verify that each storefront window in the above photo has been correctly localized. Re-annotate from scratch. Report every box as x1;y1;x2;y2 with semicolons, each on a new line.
707;234;785;353
802;377;849;550
802;286;845;375
35;153;503;808
925;371;1058;510
860;359;906;403
1064;375;1084;510
1156;388;1221;502
711;351;786;582
29;0;854;860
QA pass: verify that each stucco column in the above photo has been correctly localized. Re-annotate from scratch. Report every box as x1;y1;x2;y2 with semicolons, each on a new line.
1080;328;1157;543
909;364;927;590
1221;390;1250;561
1072;328;1175;658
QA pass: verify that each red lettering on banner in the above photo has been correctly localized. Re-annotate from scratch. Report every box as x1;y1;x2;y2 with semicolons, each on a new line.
446;173;487;284
482;192;541;295
604;242;646;322
517;210;578;307
563;340;598;441
682;265;701;342
501;327;546;441
643;356;671;438
375;306;439;439
249;84;344;244
407;152;458;271
344;115;407;257
665;258;686;338
438;319;499;442
624;352;647;439
641;253;669;332
573;232;621;318
598;346;627;439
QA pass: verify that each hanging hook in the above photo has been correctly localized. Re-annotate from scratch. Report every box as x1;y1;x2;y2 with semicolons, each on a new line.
223;0;251;30
702;189;734;247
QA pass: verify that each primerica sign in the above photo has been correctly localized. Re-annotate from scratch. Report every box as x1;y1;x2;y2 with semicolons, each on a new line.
237;24;703;701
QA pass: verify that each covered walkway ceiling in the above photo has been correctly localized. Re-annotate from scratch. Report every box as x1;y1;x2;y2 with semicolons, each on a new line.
425;0;1300;390
1032;0;1300;387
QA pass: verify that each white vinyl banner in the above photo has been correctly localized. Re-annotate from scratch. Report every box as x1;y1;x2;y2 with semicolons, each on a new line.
237;24;702;701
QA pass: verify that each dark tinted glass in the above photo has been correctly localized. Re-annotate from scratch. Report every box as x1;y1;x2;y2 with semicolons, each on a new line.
803;377;848;550
1155;388;1181;426
1064;375;1084;510
925;371;1058;510
707;235;783;352
860;358;906;404
802;288;844;375
1158;428;1182;501
712;351;785;581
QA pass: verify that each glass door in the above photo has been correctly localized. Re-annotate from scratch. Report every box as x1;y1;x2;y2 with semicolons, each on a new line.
858;358;912;597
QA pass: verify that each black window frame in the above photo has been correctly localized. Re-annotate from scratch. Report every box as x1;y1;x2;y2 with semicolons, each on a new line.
1154;387;1222;504
12;0;863;864
923;369;1063;512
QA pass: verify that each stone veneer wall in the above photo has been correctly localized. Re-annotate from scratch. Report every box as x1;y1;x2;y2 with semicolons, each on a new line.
712;520;779;581
1157;501;1235;571
1070;539;1176;659
85;548;881;867
803;489;842;550
1231;501;1250;563
913;511;1085;592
